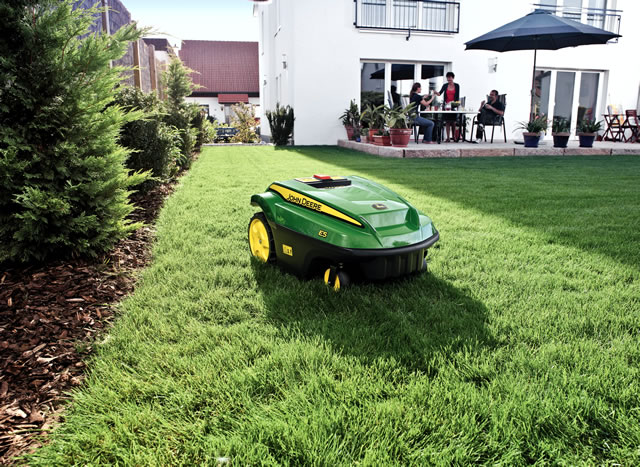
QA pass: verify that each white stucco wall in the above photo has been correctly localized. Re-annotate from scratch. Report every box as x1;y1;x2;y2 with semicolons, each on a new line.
185;97;261;124
258;0;639;145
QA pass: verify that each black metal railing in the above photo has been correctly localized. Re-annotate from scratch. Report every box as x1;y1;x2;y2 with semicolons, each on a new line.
354;0;460;34
533;3;621;36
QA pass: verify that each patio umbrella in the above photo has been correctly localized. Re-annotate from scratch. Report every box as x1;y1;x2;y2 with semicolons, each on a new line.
464;9;621;120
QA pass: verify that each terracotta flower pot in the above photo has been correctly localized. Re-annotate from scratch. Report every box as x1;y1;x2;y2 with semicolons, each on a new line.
372;135;383;146
381;135;391;146
523;132;540;148
345;125;354;140
552;132;570;148
368;128;378;142
389;128;412;147
578;132;596;148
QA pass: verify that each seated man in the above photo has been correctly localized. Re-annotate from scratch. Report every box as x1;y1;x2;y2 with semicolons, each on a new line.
475;90;505;141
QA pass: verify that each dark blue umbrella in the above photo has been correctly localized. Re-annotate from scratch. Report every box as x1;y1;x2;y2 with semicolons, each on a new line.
465;9;621;119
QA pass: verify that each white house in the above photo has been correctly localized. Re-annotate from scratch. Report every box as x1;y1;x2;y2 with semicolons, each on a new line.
255;0;639;145
179;40;260;124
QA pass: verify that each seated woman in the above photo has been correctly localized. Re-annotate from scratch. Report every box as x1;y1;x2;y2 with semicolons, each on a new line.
409;83;435;144
435;71;460;142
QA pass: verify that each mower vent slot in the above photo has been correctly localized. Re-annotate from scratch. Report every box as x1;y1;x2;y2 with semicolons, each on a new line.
296;177;351;189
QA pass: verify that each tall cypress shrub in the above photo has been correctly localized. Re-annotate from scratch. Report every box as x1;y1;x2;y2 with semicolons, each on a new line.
0;0;147;263
162;57;199;168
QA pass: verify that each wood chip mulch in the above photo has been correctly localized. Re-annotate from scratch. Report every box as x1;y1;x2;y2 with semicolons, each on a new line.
0;181;176;464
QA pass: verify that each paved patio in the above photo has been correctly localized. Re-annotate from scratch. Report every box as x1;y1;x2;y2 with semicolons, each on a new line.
338;139;640;158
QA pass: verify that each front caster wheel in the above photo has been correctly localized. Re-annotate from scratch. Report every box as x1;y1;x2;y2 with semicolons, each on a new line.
323;267;350;291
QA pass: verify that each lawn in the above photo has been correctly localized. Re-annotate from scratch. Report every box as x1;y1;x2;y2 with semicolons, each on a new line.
30;147;640;465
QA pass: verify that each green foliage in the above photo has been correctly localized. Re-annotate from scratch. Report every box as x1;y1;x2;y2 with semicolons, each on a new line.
339;99;360;127
201;118;217;144
230;103;259;143
552;116;571;133
360;91;384;109
360;104;386;131
161;57;200;167
114;86;181;191
265;103;294;146
384;102;417;129
577;118;602;133
516;114;549;133
0;0;148;264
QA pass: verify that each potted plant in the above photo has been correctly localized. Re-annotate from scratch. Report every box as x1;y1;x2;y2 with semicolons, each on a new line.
551;117;571;148
577;118;602;147
361;104;385;142
385;103;417;147
339;99;360;140
516;114;548;147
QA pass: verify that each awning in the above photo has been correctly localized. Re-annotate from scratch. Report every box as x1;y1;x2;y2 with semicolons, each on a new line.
218;93;249;104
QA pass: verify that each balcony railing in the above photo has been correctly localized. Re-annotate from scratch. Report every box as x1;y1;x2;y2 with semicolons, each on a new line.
533;3;621;36
354;0;460;34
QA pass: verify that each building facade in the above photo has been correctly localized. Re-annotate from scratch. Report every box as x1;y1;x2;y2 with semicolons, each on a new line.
180;40;260;123
256;0;638;145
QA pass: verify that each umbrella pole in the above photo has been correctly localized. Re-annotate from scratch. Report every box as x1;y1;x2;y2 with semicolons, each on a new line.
530;48;537;122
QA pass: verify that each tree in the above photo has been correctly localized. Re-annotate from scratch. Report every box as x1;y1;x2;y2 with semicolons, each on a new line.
0;0;147;263
161;57;200;167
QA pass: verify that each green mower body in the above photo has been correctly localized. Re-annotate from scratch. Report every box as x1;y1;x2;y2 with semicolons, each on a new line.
249;175;439;285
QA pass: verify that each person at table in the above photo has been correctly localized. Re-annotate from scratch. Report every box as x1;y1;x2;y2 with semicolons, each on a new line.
409;83;436;144
474;89;505;141
390;85;400;108
434;71;460;142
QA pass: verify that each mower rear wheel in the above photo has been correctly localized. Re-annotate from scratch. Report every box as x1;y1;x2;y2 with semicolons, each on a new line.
323;268;350;291
248;212;275;263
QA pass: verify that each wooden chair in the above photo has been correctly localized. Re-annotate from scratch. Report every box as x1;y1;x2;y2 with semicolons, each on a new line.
470;94;507;143
602;113;625;141
620;109;640;143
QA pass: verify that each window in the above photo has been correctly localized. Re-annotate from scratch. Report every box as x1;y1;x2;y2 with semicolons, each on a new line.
360;60;447;110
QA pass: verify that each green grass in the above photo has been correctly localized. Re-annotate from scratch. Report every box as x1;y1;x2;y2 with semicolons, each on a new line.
30;147;640;465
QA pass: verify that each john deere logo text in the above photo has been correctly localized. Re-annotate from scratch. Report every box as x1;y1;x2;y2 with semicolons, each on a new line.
286;194;322;212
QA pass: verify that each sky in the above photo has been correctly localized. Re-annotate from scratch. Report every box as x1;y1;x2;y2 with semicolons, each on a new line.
122;0;259;48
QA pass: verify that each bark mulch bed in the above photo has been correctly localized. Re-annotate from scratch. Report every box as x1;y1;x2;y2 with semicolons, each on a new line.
0;181;176;464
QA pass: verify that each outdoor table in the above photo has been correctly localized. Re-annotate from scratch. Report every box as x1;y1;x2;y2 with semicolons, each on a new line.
420;110;478;143
602;114;624;141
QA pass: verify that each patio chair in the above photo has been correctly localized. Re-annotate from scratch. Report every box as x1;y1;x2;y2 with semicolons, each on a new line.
620;109;640;143
470;94;507;143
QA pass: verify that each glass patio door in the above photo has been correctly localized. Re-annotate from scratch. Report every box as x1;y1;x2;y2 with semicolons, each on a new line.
534;68;604;138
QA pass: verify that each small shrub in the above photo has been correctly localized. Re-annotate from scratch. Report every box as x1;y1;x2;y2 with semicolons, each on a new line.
266;104;295;146
230;103;259;143
114;87;181;191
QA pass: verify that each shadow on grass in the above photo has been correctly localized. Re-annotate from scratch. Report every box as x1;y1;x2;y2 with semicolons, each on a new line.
252;260;494;376
291;147;640;269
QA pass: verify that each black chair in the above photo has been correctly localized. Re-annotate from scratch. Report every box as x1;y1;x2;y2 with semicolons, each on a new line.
470;94;507;143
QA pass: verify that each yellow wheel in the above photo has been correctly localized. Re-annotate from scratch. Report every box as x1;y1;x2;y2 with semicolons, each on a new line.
323;268;349;291
248;213;274;263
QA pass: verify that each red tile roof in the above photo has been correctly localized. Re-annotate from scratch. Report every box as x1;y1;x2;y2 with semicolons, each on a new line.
218;94;249;104
179;40;259;95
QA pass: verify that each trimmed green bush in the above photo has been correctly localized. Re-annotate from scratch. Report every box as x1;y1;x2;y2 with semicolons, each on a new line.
114;87;181;191
0;0;147;264
266;104;295;146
